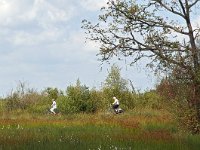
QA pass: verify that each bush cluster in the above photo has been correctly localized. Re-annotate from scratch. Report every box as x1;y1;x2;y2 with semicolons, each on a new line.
0;81;162;115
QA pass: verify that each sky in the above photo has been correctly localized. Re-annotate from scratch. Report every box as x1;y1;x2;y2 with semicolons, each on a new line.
0;0;158;97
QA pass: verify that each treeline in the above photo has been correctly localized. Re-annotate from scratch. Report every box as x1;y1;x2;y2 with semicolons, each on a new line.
0;80;161;115
0;65;162;114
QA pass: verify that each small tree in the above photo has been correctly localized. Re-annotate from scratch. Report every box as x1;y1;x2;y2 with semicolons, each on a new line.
104;64;128;93
45;87;59;100
103;64;135;109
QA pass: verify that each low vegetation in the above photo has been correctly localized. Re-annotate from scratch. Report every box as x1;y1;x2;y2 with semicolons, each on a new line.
0;109;200;150
0;65;200;149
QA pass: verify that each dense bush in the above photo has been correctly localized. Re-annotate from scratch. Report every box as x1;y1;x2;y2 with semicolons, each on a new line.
181;108;200;134
44;87;61;100
4;91;50;114
27;95;50;114
120;91;136;110
136;90;162;109
56;95;69;113
0;99;5;112
65;82;98;113
86;89;102;113
156;77;200;134
5;93;22;111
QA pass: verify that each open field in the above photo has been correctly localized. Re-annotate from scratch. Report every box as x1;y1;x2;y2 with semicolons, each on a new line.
0;109;200;150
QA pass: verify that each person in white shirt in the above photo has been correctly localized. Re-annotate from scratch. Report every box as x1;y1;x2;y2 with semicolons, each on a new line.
112;97;119;109
50;99;57;114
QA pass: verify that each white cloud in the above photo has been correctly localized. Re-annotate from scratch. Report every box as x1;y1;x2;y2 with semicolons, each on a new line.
10;27;63;46
0;0;77;46
0;0;20;26
67;31;100;53
0;0;76;26
79;0;108;11
31;0;75;24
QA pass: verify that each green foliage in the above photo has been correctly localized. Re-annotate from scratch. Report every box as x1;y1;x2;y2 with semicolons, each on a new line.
0;100;5;112
28;95;50;114
120;91;136;110
56;95;69;113
5;93;21;111
2;82;50;114
63;80;99;113
4;81;43;111
44;87;60;100
0;75;169;118
166;100;200;134
87;89;102;113
156;78;192;104
156;77;200;134
136;90;162;110
104;64;128;93
181;109;200;134
4;91;50;114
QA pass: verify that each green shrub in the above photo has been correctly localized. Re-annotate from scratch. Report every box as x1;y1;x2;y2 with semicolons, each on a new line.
87;89;102;113
27;95;50;114
0;99;6;112
182;109;200;134
135;90;162;109
43;87;60;100
156;77;200;134
63;80;99;113
56;95;70;113
168;100;200;134
120;91;136;110
5;93;22;111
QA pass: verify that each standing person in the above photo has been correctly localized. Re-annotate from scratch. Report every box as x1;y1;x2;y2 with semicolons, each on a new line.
50;99;57;114
112;97;119;112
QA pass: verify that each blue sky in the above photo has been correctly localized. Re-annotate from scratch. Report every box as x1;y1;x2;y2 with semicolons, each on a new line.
0;0;157;97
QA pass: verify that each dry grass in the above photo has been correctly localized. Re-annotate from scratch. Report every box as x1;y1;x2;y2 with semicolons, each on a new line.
0;108;199;150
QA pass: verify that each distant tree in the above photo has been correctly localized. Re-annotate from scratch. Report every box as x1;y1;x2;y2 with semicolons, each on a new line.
45;87;59;100
82;0;200;120
104;64;128;92
103;64;128;100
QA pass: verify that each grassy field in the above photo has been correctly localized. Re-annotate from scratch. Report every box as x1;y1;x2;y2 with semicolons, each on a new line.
0;108;200;150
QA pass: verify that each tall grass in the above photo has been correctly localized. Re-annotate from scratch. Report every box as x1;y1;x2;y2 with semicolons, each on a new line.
0;109;200;150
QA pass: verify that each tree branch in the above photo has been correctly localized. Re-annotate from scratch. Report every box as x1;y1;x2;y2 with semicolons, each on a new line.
153;0;185;18
189;0;200;9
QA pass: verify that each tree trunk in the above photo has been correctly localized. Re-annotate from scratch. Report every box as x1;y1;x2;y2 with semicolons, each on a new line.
186;8;200;121
193;80;200;121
